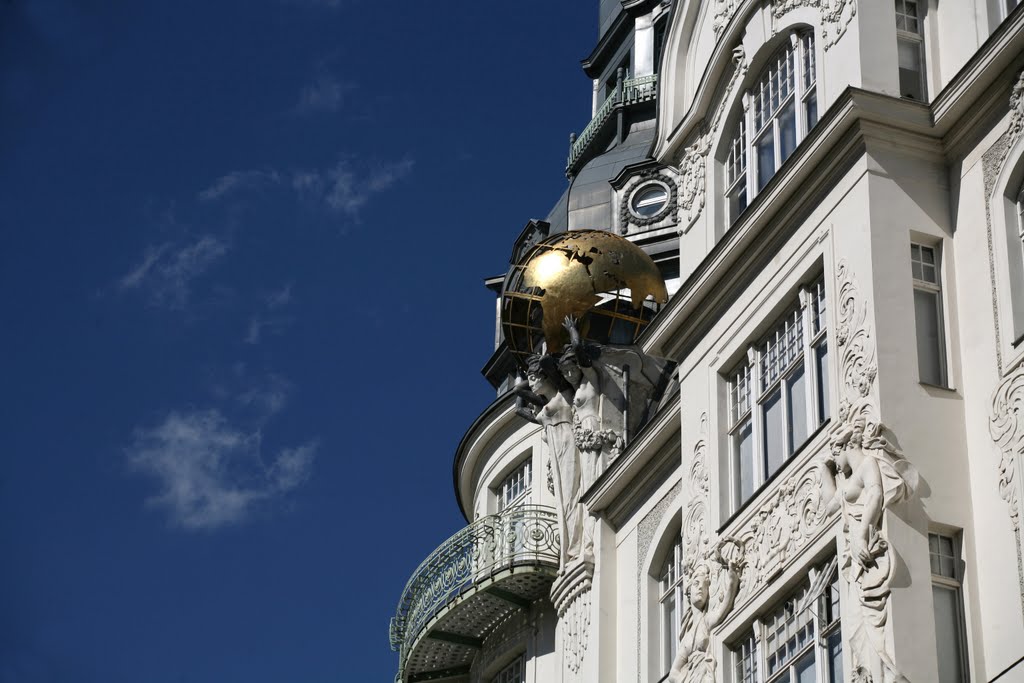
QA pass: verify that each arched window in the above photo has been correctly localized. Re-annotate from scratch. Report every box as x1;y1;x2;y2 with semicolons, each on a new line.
657;534;684;674
725;31;818;224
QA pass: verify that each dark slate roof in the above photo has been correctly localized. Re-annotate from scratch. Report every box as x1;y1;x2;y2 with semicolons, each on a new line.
567;122;655;230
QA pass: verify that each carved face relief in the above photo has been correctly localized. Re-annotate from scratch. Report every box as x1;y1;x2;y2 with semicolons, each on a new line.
560;361;582;388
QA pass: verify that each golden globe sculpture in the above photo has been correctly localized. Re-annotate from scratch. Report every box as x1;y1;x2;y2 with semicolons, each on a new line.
501;230;669;367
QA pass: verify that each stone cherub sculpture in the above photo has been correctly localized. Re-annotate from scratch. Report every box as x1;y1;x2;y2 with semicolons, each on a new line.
668;539;744;683
815;399;917;683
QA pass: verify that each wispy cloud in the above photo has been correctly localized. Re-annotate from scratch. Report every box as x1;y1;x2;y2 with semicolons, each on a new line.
127;409;317;530
244;284;295;344
198;169;282;202
119;235;228;309
199;158;414;220
294;76;355;114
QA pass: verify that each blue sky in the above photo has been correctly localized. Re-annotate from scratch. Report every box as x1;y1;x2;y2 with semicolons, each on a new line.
0;2;596;681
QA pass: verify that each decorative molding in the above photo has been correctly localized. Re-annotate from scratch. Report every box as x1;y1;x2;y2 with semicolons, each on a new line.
619;169;679;232
674;47;747;231
560;589;592;676
667;414;743;683
988;361;1024;611
712;0;742;37
1005;69;1024;162
772;0;856;50
636;481;682;683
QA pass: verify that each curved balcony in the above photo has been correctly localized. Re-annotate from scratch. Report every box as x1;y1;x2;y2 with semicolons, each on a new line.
566;73;659;177
390;505;560;682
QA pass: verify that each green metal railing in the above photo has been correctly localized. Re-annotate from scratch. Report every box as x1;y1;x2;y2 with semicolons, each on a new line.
566;73;659;176
389;505;559;680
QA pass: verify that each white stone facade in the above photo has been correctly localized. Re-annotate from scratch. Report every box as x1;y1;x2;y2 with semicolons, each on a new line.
392;2;1024;682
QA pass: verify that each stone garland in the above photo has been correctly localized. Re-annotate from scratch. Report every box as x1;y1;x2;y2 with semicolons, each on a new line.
711;0;856;50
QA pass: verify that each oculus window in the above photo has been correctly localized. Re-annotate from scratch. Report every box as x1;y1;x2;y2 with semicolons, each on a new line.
630;183;670;218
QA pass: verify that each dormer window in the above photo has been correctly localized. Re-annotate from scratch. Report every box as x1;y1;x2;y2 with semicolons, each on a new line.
725;31;818;224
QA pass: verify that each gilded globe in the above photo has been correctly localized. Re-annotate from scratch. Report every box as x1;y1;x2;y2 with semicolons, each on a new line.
501;230;669;367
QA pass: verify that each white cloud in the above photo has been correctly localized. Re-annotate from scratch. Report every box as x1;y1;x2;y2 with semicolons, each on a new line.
234;372;291;417
127;409;317;530
198;159;413;221
198;169;282;202
119;235;228;309
244;284;294;344
295;76;355;114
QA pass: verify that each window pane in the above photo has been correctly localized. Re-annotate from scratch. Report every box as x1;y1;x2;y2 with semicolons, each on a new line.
779;101;797;163
757;130;776;190
914;289;945;385
764;388;785;478
736;420;755;504
788;362;808;452
795;651;816;683
826;631;843;683
664;593;677;671
816;342;830;424
805;91;818;131
898;38;925;100
933;585;965;683
730;185;748;222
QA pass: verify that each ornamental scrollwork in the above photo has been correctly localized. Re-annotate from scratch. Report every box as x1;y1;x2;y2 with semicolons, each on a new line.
990;363;1024;532
772;0;856;50
675;47;747;230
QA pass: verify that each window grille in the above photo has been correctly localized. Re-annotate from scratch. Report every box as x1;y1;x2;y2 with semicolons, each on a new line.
498;458;532;511
727;274;829;512
659;535;685;674
492;655;525;683
724;30;817;224
732;559;842;683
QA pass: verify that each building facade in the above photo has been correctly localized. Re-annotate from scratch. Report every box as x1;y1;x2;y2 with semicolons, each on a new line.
390;1;1024;681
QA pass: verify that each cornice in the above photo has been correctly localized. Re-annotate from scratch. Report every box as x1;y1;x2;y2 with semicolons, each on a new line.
581;11;633;79
638;89;937;361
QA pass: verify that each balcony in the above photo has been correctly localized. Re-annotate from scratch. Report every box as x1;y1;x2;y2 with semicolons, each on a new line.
389;505;560;682
566;73;658;177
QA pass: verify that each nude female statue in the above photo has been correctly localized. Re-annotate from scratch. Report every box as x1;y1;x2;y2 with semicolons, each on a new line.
816;401;916;683
514;354;583;569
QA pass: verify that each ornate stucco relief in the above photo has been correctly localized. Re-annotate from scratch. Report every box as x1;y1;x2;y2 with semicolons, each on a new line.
668;413;743;683
820;261;917;683
771;0;856;49
675;47;747;230
989;363;1024;611
636;480;682;683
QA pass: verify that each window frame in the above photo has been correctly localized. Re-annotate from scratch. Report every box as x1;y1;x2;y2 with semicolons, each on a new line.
910;242;949;388
731;558;843;683
928;531;970;683
491;653;526;683
726;275;830;513
658;535;685;676
895;0;928;101
724;29;818;225
497;457;533;512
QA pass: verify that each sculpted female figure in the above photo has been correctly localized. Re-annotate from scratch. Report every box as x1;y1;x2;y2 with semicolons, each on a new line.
514;354;583;570
817;401;916;683
668;541;743;683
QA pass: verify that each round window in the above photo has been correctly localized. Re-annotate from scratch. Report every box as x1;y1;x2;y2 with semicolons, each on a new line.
630;184;669;218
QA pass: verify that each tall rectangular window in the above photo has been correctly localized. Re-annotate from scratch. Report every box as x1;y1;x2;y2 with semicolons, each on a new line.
659;536;685;675
498;458;532;511
929;533;969;683
732;559;842;683
911;243;947;387
895;0;927;100
727;275;830;512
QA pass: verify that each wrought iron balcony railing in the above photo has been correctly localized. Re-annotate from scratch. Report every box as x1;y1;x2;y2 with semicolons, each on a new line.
389;504;559;680
566;73;659;176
